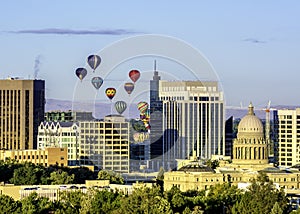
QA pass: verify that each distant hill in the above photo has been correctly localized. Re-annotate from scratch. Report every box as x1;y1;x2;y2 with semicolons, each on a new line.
46;99;299;120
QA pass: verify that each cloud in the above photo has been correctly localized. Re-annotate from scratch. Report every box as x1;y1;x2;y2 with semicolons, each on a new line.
243;38;267;44
8;28;141;35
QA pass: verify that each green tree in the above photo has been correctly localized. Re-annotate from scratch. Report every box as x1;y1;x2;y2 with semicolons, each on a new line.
156;167;164;192
55;190;85;214
117;186;172;214
164;186;190;213
205;159;219;169
204;183;242;213
89;189;121;213
69;166;97;184
0;194;21;213
50;170;75;184
10;163;39;185
21;192;54;214
232;172;289;214
98;170;124;184
270;202;283;214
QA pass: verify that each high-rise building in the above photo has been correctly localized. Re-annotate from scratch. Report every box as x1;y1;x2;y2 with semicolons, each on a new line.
225;116;234;158
159;80;225;170
149;65;164;170
79;115;130;173
0;78;45;150
277;108;300;167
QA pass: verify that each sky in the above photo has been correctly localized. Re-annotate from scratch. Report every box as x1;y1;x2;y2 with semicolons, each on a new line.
0;1;300;108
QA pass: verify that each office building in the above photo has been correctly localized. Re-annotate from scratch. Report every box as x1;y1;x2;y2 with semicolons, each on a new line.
159;80;225;170
0;147;67;167
79;115;130;173
277;108;300;167
37;122;79;166
0;78;45;150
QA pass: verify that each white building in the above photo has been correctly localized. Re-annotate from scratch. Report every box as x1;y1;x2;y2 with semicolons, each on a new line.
159;81;225;170
277;108;300;167
37;122;79;165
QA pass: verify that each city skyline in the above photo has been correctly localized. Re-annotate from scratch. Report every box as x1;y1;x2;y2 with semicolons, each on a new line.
0;1;300;107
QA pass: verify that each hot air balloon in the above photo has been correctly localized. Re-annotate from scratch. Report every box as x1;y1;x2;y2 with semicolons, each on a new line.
105;88;116;100
137;101;149;114
124;82;134;95
115;101;127;114
91;77;103;90
75;68;87;81
129;70;140;83
87;55;101;71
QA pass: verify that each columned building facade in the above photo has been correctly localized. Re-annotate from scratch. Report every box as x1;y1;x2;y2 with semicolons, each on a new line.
233;103;268;166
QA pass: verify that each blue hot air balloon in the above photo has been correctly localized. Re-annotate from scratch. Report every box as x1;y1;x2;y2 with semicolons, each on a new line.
75;68;87;81
91;77;103;90
87;55;101;72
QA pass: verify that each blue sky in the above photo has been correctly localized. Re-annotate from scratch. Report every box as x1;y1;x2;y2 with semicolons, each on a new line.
0;1;300;107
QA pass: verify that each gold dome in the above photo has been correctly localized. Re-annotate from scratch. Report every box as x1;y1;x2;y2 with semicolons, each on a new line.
237;102;264;138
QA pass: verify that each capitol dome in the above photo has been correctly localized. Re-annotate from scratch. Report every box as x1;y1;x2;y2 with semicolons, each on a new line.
237;103;264;138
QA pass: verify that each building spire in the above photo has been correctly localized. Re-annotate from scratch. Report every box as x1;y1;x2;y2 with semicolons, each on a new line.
248;102;255;115
152;60;160;81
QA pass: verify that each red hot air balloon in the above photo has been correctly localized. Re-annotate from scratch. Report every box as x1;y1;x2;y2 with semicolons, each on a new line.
75;68;87;81
105;88;116;100
87;55;101;72
124;82;134;95
129;70;140;83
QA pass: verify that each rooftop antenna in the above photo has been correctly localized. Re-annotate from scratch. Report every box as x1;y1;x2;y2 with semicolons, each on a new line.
154;59;156;72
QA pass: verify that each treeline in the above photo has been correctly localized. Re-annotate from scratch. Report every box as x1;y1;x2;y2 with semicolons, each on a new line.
0;172;297;214
0;159;97;185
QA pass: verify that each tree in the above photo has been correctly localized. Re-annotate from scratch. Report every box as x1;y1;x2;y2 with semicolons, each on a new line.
204;183;242;213
231;172;289;214
55;190;85;213
164;186;190;213
20;192;54;214
205;159;219;169
271;202;283;214
0;194;21;213
10;163;39;185
117;186;172;214
98;170;124;184
156;167;164;192
89;189;121;213
50;170;75;184
69;166;97;184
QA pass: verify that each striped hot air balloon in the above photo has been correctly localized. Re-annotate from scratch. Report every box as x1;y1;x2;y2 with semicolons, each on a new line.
115;101;127;114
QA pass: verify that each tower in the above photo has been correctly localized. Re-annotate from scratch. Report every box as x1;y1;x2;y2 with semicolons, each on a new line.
149;61;164;170
0;79;45;150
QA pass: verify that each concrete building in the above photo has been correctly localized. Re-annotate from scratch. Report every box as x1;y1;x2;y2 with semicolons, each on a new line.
0;78;45;150
37;122;79;166
79;115;130;173
159;80;225;170
164;103;300;192
277;108;300;167
0;147;67;167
